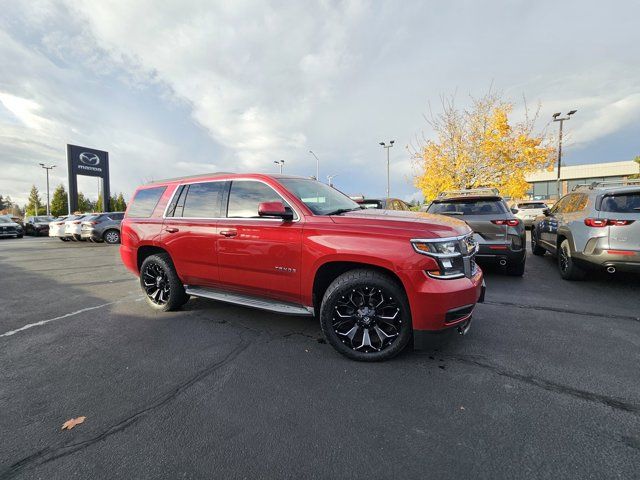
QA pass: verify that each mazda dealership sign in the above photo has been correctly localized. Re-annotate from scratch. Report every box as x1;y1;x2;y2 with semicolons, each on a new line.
66;144;111;212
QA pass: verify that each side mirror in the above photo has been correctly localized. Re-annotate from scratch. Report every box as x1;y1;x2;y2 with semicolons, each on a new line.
258;202;294;221
510;207;519;214
543;208;552;216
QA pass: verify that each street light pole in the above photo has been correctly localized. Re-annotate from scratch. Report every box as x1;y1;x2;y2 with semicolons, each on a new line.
379;140;395;202
309;150;320;181
274;160;285;174
552;110;577;199
39;163;56;216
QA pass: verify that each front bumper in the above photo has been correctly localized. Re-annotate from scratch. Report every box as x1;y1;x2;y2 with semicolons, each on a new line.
400;265;484;341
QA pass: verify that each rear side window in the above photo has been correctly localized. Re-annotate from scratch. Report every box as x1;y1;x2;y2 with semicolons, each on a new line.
600;192;640;213
227;181;286;218
128;186;166;218
181;182;225;218
517;202;546;209
428;200;507;215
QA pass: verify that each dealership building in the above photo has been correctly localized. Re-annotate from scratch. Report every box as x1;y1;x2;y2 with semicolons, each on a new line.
525;160;639;200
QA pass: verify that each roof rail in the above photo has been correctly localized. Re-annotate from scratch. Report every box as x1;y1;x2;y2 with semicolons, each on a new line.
437;187;500;198
571;178;640;191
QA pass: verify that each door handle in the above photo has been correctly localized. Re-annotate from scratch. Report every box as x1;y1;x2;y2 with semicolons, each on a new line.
220;230;237;238
165;227;179;233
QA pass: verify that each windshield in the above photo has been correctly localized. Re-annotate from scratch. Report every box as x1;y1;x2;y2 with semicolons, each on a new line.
517;203;547;209
279;178;360;215
428;199;508;215
34;216;55;222
0;217;10;223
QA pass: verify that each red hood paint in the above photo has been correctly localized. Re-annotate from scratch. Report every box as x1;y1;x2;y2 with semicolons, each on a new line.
329;208;471;239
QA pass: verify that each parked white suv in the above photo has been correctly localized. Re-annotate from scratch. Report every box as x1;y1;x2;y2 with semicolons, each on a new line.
512;201;548;228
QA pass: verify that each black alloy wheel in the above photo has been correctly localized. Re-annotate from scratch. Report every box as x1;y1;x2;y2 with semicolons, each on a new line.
558;239;586;281
139;253;188;311
142;262;171;306
320;269;412;361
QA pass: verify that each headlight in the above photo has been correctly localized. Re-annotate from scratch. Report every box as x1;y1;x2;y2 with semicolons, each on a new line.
411;240;461;257
411;237;474;279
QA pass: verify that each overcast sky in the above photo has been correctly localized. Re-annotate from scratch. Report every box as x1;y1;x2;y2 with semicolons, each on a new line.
1;0;639;206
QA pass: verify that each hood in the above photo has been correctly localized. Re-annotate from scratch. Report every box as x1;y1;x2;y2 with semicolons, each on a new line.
330;208;471;238
0;221;20;228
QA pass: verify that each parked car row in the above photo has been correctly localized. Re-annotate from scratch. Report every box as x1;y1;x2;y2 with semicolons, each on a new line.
49;212;124;243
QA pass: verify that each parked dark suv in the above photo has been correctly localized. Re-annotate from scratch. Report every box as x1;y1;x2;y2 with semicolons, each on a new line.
531;180;640;279
80;212;125;244
23;216;55;236
426;189;527;276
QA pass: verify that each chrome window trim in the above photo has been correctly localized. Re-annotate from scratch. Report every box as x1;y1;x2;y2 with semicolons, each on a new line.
161;178;301;222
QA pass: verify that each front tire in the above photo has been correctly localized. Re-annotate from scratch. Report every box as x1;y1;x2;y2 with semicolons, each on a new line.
558;239;586;280
320;269;412;362
103;229;120;244
140;253;188;311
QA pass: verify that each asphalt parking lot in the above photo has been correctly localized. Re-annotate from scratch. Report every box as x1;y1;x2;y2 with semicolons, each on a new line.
1;236;639;479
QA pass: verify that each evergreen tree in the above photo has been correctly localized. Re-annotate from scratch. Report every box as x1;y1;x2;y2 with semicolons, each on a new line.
114;193;127;211
77;192;93;213
25;185;44;216
50;184;69;217
95;195;103;213
0;194;6;211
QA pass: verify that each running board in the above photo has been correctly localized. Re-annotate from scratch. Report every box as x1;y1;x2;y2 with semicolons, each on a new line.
185;286;314;316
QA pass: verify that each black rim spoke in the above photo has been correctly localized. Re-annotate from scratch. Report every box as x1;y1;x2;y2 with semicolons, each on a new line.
142;262;170;305
332;285;402;354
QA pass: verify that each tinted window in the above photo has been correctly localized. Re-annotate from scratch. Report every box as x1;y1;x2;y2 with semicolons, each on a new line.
128;186;166;218
227;181;286;218
517;203;547;209
181;182;225;218
428;200;507;215
111;213;125;220
600;192;640;213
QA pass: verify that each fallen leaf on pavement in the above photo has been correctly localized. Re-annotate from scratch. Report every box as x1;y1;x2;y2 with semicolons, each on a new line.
61;416;86;430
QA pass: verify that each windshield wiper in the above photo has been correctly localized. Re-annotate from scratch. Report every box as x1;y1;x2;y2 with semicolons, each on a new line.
326;207;361;216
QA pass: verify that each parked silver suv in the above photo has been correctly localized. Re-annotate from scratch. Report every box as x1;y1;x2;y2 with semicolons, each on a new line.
531;180;640;280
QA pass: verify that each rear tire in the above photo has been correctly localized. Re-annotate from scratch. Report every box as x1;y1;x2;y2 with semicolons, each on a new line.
531;230;546;256
103;229;120;244
319;269;412;362
558;239;586;280
140;253;188;312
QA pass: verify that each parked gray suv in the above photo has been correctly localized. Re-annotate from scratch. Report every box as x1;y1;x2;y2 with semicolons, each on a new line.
531;180;640;280
426;188;527;276
80;212;125;244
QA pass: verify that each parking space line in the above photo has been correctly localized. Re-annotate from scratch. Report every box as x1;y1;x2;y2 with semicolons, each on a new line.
0;296;141;338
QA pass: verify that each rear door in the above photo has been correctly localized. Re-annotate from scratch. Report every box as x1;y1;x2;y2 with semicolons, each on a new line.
215;179;303;304
162;181;227;286
599;190;640;252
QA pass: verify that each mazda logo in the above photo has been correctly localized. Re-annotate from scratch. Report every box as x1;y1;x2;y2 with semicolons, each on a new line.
79;152;100;166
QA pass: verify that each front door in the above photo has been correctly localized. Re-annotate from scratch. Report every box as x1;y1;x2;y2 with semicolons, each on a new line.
162;181;227;286
215;180;303;305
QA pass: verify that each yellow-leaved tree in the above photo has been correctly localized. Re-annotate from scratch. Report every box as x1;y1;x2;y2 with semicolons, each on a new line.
413;92;554;201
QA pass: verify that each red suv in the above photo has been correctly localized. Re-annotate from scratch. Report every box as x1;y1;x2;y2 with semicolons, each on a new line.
120;173;485;361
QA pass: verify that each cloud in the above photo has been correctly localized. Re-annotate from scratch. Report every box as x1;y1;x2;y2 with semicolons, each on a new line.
1;0;639;207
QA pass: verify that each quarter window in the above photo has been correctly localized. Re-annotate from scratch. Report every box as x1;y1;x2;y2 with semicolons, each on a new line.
227;181;289;218
127;186;166;218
